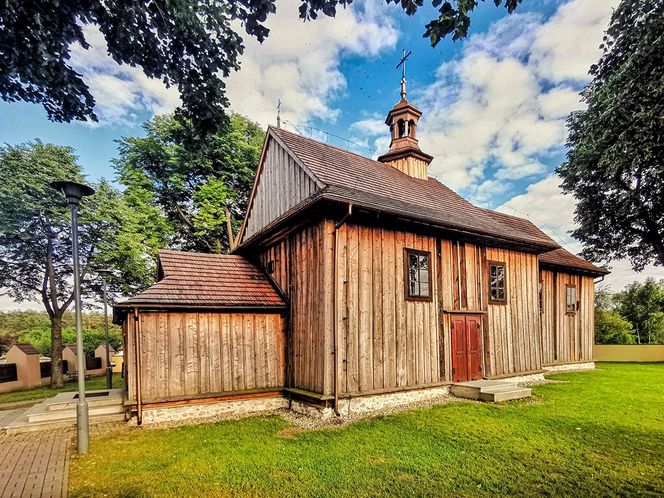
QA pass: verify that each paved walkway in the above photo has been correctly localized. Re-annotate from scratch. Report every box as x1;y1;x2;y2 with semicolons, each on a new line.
0;430;72;498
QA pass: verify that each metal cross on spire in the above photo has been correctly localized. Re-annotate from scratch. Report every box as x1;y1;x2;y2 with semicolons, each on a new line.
396;49;412;100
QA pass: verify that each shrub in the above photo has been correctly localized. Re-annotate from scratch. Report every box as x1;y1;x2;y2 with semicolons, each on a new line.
595;310;635;344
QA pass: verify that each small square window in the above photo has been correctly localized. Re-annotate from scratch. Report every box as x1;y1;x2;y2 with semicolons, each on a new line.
266;260;275;274
405;249;431;300
566;285;577;313
489;261;507;304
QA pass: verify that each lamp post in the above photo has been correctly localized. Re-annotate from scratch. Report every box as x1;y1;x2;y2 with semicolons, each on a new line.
51;180;95;455
95;269;113;389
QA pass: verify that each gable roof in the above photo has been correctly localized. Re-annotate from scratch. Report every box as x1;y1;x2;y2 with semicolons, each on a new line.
241;127;559;251
116;250;286;309
539;248;609;276
12;343;40;355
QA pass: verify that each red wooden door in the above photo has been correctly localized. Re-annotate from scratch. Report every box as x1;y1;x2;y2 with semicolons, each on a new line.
451;315;483;382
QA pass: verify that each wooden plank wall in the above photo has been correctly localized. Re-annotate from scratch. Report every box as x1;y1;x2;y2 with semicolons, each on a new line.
259;238;290;297
484;248;541;377
125;311;286;403
438;240;486;381
540;271;595;365
244;138;320;240
335;222;441;396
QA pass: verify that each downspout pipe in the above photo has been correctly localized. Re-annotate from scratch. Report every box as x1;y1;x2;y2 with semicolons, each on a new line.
133;309;143;426
333;203;353;416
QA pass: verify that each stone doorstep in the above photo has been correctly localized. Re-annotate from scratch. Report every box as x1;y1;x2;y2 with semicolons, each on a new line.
478;385;532;403
450;379;531;403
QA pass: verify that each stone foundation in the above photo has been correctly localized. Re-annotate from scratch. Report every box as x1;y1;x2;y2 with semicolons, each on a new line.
290;385;450;420
543;362;595;373
139;396;288;425
501;372;547;385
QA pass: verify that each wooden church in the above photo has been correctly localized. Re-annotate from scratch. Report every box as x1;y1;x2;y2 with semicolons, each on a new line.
115;80;608;423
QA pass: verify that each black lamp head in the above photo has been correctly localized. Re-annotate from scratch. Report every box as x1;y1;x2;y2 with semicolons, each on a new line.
95;268;114;278
51;181;95;205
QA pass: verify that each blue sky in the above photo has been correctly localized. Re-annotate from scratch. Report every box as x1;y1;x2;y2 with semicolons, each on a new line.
0;0;659;294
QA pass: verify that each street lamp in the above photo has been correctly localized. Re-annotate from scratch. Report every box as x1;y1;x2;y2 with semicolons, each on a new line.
95;269;113;389
51;180;95;455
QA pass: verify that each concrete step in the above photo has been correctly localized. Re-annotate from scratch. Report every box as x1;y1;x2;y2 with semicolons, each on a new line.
479;385;532;403
28;404;125;423
451;379;531;403
46;388;124;411
4;412;126;435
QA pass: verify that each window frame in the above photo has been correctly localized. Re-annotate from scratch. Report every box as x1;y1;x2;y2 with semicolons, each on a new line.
404;248;433;302
488;260;507;305
565;284;577;314
538;280;544;314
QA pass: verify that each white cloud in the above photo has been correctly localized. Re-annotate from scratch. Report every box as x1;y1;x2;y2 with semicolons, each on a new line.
497;174;660;290
530;0;618;82
70;27;180;126
67;0;398;127
349;0;616;200
227;0;398;127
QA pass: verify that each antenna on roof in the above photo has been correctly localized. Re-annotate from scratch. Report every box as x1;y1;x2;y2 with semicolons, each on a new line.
276;99;282;128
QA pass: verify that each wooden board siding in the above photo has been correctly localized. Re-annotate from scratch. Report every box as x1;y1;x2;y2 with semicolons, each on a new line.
244;138;320;240
540;271;595;365
484;248;541;377
335;222;441;395
125;311;286;404
259;238;290;297
257;221;336;395
438;240;486;381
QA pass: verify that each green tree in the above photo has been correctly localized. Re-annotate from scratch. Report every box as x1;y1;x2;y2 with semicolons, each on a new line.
0;310;123;356
1;1;522;130
115;113;264;253
594;310;634;345
558;0;664;271
614;279;664;344
0;142;161;386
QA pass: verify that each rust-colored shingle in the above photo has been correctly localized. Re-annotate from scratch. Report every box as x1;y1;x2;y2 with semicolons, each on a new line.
268;127;559;250
117;250;285;308
539;248;609;276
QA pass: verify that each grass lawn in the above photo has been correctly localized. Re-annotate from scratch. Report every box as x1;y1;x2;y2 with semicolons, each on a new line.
69;363;664;497
0;373;123;406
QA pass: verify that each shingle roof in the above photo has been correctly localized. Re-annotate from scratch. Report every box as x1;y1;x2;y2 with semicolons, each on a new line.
116;250;285;309
13;343;40;355
268;127;559;250
539;248;609;276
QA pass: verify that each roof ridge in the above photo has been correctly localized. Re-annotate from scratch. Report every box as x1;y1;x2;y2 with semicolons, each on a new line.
270;125;392;168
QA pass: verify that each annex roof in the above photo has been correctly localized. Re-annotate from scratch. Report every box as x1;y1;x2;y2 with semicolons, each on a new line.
13;343;40;355
261;127;560;250
539;248;609;276
115;250;286;309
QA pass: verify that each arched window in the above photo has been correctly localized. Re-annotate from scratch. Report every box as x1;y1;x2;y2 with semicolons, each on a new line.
397;119;406;138
409;120;416;138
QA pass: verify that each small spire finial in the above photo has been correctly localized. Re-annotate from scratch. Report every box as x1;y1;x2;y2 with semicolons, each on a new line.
276;99;282;128
396;49;412;100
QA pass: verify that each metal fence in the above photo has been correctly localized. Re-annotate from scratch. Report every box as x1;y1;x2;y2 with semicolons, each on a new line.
85;356;102;370
0;363;18;383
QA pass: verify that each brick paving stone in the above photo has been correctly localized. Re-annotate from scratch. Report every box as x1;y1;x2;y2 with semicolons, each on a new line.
0;429;73;498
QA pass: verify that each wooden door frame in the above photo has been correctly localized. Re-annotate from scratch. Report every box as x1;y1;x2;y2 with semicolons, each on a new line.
449;312;484;382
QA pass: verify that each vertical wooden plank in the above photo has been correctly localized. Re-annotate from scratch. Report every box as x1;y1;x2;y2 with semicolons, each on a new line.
373;226;385;390
358;225;373;392
382;229;396;388
198;313;210;394
395;230;407;387
347;223;359;393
